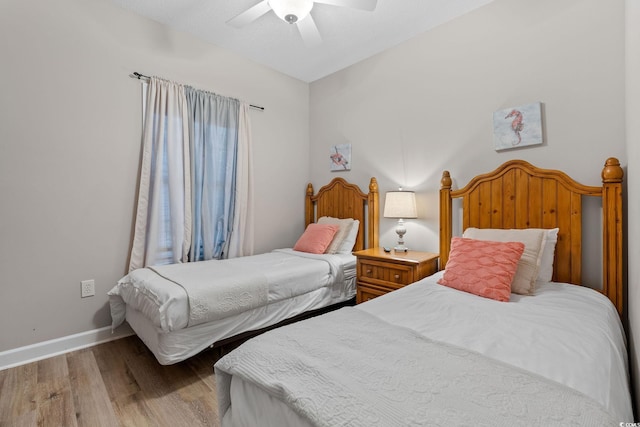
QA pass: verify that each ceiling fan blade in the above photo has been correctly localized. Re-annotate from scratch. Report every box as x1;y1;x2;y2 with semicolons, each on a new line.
297;15;322;47
227;0;272;28
313;0;377;12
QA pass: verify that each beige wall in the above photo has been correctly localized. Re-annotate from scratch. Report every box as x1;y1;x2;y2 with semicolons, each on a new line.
626;0;640;416
310;0;625;261
0;0;310;352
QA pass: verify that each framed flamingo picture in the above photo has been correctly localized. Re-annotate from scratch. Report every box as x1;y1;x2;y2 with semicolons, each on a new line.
330;144;351;171
493;102;543;151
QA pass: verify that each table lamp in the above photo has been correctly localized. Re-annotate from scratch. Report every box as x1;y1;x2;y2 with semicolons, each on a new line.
383;189;417;252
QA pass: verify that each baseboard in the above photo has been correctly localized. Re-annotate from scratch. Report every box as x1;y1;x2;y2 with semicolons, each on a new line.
0;324;135;371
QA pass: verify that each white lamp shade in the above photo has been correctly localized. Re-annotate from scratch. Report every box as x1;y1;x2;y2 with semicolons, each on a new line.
383;191;417;219
268;0;313;23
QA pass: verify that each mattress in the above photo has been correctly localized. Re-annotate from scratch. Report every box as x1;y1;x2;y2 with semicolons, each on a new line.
109;249;356;364
216;271;633;425
127;278;355;364
110;249;355;331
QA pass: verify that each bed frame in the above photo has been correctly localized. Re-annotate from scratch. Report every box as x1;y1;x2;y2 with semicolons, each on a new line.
439;158;624;315
305;177;379;250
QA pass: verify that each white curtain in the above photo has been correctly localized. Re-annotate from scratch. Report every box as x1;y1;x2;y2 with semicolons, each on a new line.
227;103;254;258
129;77;191;271
128;77;254;271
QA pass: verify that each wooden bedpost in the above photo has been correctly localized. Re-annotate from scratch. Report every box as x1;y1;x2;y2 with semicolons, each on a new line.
368;177;379;249
439;171;453;270
305;183;314;228
601;157;624;315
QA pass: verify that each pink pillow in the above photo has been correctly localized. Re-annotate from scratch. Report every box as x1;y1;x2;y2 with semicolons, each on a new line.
293;224;340;254
437;237;525;302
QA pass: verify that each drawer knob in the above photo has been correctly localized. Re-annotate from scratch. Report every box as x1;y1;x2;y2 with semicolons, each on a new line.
394;274;400;279
366;269;372;274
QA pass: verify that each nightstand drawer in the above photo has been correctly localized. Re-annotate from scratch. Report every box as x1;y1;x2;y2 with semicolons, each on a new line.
358;260;412;286
356;283;389;303
353;248;439;304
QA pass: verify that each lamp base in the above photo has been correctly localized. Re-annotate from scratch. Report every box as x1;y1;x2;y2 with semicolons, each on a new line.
394;219;408;253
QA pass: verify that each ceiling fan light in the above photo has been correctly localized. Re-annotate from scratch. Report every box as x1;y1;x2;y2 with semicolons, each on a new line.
269;0;313;24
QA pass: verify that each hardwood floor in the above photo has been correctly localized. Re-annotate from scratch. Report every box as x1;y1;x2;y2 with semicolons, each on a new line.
0;336;223;427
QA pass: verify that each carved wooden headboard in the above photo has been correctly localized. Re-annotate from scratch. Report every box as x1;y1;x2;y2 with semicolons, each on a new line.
440;158;624;315
305;177;379;252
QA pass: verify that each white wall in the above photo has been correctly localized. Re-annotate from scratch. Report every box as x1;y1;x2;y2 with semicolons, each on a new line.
310;0;625;258
0;0;310;352
626;0;640;417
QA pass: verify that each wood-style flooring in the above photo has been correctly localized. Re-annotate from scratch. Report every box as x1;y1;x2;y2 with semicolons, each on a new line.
0;336;224;427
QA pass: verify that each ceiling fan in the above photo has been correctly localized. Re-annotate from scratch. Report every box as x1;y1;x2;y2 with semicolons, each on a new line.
227;0;378;47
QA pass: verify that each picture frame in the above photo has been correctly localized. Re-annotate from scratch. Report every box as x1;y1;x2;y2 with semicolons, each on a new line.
493;102;543;151
330;144;351;171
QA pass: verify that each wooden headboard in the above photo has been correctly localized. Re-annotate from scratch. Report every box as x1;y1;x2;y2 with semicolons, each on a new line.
305;177;379;252
440;158;624;314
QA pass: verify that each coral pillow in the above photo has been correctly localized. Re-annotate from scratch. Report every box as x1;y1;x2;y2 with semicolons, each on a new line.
438;237;525;302
293;224;339;254
462;228;546;295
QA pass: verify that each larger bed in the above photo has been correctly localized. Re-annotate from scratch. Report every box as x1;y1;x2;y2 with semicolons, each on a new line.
214;158;633;425
108;177;379;365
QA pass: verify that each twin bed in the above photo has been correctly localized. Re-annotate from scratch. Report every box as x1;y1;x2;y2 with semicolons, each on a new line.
108;177;379;365
214;158;633;425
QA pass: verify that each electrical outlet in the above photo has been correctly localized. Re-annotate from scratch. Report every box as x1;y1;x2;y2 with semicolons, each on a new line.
81;279;95;298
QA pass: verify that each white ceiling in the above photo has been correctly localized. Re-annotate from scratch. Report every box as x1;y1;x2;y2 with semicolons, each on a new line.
110;0;494;82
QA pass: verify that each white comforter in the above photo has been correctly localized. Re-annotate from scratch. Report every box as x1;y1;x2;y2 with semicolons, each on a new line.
215;271;633;424
108;249;350;332
148;261;268;327
216;307;617;426
359;272;633;422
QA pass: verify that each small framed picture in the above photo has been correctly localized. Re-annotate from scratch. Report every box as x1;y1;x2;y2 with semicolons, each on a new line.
330;144;351;171
493;102;543;151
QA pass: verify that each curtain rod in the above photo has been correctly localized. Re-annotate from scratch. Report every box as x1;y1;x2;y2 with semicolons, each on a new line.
129;72;265;111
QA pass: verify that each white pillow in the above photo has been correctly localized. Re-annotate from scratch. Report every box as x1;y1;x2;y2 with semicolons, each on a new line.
317;217;359;254
536;228;559;283
462;228;547;295
337;219;359;253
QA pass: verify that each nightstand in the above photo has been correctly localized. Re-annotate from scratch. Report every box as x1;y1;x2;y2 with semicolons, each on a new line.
354;248;439;303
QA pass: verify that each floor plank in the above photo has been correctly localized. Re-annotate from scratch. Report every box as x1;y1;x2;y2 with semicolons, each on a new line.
93;337;142;401
67;350;120;427
0;363;37;424
34;356;77;427
0;335;221;427
110;391;154;427
122;349;210;426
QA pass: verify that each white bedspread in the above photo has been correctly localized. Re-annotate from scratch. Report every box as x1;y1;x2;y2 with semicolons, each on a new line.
216;307;617;426
358;271;633;422
215;271;633;425
108;249;349;332
148;261;267;327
